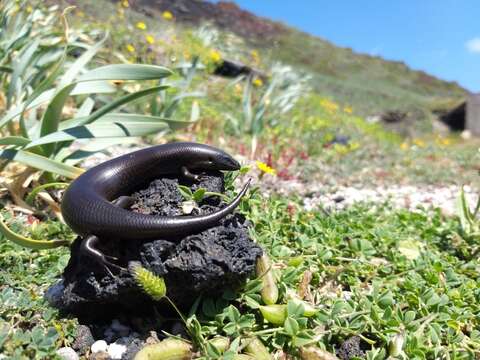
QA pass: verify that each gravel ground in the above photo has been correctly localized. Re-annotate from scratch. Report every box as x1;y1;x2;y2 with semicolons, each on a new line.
258;174;478;216
302;184;477;215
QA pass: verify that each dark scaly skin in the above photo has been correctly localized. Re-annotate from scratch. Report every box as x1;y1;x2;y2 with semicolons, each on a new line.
61;142;250;242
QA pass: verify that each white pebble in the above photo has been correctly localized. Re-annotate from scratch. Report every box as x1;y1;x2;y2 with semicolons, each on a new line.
56;347;79;360
108;342;127;359
91;340;108;353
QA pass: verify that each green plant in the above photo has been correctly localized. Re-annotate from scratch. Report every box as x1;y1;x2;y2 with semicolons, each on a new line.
457;187;480;237
0;2;191;179
0;1;197;250
226;64;309;138
149;57;204;123
225;64;309;156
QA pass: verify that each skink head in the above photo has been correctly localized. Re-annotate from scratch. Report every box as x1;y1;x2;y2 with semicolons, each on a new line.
186;143;241;171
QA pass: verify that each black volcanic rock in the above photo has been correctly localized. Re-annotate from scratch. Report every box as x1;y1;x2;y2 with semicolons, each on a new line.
47;172;262;321
337;336;368;360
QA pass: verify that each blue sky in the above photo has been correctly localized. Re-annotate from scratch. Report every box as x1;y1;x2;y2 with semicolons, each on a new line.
225;0;480;92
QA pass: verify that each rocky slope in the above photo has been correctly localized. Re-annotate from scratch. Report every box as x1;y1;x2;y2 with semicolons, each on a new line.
126;0;466;117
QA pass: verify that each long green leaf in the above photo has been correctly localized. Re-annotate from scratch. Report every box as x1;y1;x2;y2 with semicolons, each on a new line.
71;80;117;94
0;136;30;147
0;89;55;130
0;149;84;178
59;113;193;132
7;38;39;103
52;86;169;156
59;33;107;87
163;91;204;118
18;49;68;138
59;85;169;129
26;122;169;148
0;213;69;249
23;47;67;111
56;137;138;164
0;81;115;131
25;182;69;205
38;83;76;155
76;97;95;117
78;64;173;82
95;113;194;130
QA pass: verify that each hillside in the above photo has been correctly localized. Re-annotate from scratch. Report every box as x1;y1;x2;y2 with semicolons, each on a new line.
124;0;467;118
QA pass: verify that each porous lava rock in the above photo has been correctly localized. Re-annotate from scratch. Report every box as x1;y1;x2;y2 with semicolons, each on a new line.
337;335;368;360
47;172;262;321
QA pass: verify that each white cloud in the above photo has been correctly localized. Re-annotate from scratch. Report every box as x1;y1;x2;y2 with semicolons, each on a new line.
466;37;480;54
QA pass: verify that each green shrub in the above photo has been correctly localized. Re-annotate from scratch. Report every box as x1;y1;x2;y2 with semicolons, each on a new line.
0;1;192;179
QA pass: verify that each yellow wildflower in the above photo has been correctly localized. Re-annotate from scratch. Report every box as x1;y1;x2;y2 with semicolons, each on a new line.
253;78;263;87
209;49;222;63
436;136;451;146
349;142;360;151
344;106;353;114
413;138;426;148
145;34;155;45
333;144;349;155
121;0;129;8
126;44;135;53
256;161;276;175
251;49;260;62
26;5;33;13
319;98;339;114
162;11;173;20
400;142;409;150
136;21;147;30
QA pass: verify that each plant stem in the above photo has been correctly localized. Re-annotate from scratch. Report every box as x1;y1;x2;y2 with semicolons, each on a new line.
166;296;187;324
250;327;283;336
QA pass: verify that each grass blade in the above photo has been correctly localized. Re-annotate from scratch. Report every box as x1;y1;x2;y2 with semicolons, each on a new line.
59;33;107;87
25;182;69;205
0;136;30;147
26;122;170;148
59;85;169;129
77;64;173;82
38;83;76;155
0;81;116;131
0;213;69;249
0;149;84;178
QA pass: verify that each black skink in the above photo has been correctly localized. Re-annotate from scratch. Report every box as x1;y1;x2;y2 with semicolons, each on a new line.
61;142;249;242
62;142;250;270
